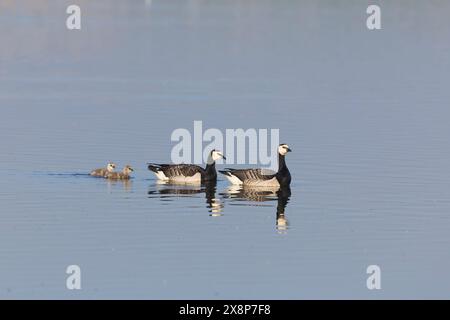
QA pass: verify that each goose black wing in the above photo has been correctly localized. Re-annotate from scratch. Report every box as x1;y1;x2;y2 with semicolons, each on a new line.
148;164;204;177
220;168;276;181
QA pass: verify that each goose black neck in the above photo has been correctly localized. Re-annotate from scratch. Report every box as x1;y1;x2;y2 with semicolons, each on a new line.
278;153;288;172
204;161;217;181
205;161;215;172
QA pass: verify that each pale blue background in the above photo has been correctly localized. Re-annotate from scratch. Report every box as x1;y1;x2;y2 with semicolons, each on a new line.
0;0;449;299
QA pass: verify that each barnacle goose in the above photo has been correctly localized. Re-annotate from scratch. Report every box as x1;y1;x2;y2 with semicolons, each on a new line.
148;149;226;184
219;144;291;187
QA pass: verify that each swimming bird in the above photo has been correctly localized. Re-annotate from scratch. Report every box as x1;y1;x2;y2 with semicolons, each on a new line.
90;162;116;177
219;144;292;187
105;165;134;180
148;149;226;184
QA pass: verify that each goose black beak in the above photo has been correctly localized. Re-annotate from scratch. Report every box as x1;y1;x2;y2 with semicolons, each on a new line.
222;156;227;160
287;148;292;152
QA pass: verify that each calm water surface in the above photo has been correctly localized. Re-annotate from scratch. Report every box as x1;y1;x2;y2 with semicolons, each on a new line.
0;0;450;298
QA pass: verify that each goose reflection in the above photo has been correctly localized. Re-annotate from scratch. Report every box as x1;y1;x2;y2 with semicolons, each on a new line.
148;181;223;215
275;186;291;234
220;185;291;233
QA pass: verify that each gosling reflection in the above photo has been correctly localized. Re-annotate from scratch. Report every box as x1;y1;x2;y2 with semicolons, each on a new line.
106;178;133;192
221;185;291;233
148;182;223;215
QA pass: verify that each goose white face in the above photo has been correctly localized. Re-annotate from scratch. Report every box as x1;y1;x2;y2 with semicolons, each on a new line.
278;144;292;156
211;150;226;161
107;163;116;172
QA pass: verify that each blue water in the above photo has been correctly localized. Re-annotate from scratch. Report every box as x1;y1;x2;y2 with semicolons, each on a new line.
1;0;450;299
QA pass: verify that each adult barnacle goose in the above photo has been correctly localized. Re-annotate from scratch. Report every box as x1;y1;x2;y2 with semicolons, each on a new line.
148;149;226;184
220;144;292;187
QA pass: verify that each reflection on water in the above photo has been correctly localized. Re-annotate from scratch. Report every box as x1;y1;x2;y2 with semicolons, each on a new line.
106;178;133;193
222;185;280;203
221;185;291;233
275;187;291;234
147;182;291;225
148;182;224;215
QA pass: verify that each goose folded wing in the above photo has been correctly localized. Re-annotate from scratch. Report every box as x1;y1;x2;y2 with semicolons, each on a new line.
227;168;276;181
161;164;204;177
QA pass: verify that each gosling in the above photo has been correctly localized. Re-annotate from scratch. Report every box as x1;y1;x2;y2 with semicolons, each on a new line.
90;162;116;177
105;165;134;180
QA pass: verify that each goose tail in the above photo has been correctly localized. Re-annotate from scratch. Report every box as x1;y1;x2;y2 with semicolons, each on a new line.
148;163;170;181
218;169;231;176
147;163;162;173
219;169;243;185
